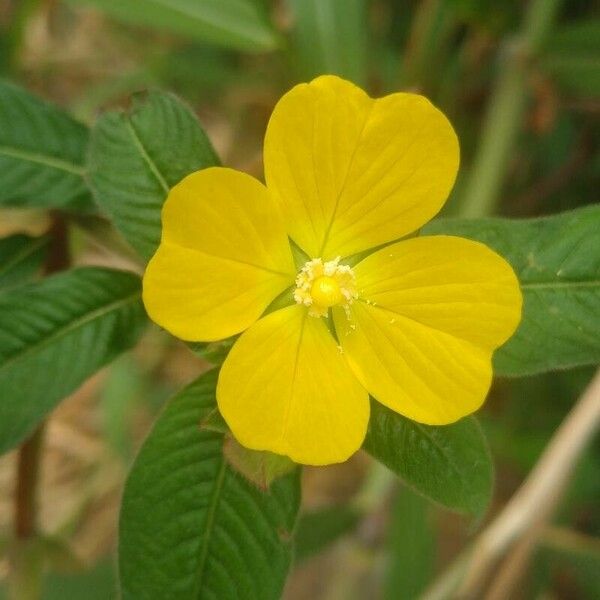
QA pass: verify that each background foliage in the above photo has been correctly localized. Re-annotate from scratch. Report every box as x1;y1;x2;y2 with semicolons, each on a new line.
0;0;598;598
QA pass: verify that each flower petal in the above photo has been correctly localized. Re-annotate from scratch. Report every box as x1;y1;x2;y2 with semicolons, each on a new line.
264;75;459;259
333;236;522;424
217;305;369;465
143;167;296;341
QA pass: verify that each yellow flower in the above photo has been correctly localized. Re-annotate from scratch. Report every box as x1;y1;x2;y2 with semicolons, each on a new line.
143;76;522;466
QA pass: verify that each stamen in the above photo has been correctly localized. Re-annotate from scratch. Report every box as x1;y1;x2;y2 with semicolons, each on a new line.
294;257;357;317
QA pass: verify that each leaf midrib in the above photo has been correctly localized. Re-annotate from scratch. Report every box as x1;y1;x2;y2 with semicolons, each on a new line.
0;145;86;176
123;117;170;194
193;458;227;596
522;279;600;291
0;289;141;373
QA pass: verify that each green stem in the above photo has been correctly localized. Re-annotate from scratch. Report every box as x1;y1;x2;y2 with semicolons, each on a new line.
459;0;563;218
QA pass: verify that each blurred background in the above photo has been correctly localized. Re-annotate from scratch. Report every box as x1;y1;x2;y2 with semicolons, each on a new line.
0;0;598;598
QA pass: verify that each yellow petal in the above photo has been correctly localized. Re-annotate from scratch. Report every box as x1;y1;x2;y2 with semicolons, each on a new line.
333;236;522;424
143;167;296;341
264;75;459;259
217;305;369;465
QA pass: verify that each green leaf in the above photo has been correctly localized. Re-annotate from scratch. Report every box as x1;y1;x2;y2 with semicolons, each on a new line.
363;399;493;515
0;267;146;454
71;0;278;52
119;369;301;600
294;506;361;563
89;90;219;261
384;488;436;600
0;235;48;291
0;79;91;210
424;205;600;376
287;0;368;85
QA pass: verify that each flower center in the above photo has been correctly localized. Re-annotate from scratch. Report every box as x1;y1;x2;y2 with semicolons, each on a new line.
311;276;343;307
294;257;357;317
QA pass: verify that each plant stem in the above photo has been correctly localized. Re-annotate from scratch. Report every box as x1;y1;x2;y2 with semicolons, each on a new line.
461;367;600;597
14;426;45;539
9;214;70;600
540;525;600;559
460;0;562;218
421;367;600;600
10;426;45;600
44;213;71;274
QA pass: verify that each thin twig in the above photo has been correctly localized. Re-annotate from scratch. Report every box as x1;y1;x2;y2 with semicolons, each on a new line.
459;367;600;597
484;524;541;600
421;367;600;600
540;525;600;558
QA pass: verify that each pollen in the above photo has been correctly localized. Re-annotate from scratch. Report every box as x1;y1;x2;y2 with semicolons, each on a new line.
294;257;357;317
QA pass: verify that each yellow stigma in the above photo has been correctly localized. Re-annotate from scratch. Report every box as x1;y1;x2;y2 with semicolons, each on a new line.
294;257;357;317
311;276;343;307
